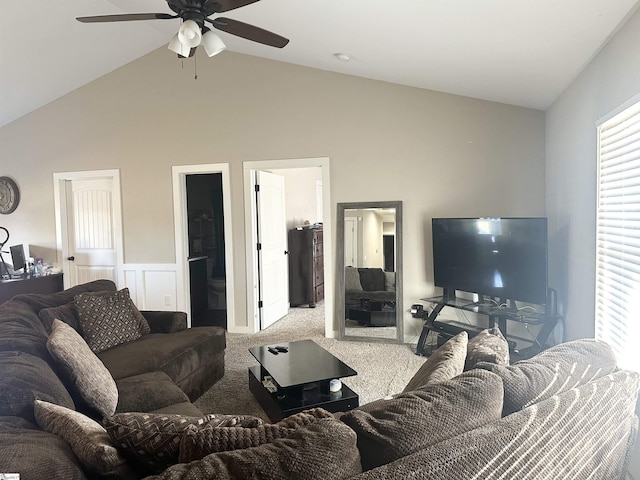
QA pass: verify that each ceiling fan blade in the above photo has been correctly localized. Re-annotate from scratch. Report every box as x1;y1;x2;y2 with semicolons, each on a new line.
212;17;289;48
204;0;261;13
76;13;176;23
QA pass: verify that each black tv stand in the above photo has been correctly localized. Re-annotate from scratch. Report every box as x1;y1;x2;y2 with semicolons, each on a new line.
415;293;558;360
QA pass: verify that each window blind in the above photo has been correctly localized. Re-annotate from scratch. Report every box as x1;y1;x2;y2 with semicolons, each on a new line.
596;99;640;373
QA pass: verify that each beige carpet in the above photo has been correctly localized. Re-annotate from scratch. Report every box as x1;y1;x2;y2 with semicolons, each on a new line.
194;302;426;420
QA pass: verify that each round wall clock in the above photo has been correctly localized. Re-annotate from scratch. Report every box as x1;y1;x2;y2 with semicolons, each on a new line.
0;176;20;214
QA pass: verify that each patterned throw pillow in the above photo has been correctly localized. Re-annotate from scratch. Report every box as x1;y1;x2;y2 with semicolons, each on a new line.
103;412;264;474
465;327;510;370
34;400;135;480
179;408;334;463
403;331;468;392
46;319;119;418
340;369;504;471
143;418;362;480
75;288;150;353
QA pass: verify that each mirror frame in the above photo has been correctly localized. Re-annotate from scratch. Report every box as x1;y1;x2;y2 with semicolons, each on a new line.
336;201;403;343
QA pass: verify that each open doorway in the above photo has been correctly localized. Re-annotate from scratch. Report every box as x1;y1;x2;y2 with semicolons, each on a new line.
172;164;234;330
243;157;334;337
186;173;227;328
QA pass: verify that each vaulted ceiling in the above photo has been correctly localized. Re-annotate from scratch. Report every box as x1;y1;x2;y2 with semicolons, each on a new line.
1;0;638;127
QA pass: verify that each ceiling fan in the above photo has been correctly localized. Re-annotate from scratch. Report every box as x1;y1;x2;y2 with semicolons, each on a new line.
77;0;289;58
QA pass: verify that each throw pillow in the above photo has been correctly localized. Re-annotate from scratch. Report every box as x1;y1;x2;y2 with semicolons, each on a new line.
34;400;136;480
46;319;118;418
358;268;385;291
75;288;150;353
403;331;468;392
340;369;504;471
384;271;396;291
476;338;618;415
143;418;362;480
39;289;149;336
179;407;335;463
345;267;363;290
39;302;83;334
465;327;510;370
103;412;263;474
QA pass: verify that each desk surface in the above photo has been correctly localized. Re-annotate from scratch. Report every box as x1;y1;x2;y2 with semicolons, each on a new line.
0;273;64;304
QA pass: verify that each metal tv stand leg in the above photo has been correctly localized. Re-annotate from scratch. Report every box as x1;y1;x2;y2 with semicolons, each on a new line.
415;303;445;356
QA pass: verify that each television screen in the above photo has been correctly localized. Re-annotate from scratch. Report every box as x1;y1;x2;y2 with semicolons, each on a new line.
432;217;548;305
10;244;26;273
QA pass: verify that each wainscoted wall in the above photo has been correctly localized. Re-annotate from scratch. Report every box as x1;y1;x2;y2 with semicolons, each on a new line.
120;264;178;311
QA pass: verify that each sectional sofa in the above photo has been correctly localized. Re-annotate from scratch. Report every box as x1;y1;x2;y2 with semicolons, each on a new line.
0;280;638;479
0;279;226;478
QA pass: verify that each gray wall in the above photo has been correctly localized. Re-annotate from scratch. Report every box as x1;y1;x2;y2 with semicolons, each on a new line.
0;47;545;337
546;7;640;340
545;7;640;478
279;167;323;230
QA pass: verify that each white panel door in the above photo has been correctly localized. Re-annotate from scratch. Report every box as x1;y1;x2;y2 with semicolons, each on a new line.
344;216;358;267
65;177;118;285
256;170;289;329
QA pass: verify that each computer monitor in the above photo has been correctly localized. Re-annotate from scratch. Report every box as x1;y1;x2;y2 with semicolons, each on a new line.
9;244;26;274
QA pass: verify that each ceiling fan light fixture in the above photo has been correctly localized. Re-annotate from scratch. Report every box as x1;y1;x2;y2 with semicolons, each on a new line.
178;19;202;48
202;28;226;57
168;33;191;57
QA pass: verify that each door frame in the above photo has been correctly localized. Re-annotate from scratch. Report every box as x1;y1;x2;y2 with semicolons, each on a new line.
53;169;124;289
243;157;334;337
172;164;235;329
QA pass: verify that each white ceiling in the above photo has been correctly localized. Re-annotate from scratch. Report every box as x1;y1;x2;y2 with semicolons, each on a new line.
1;0;638;128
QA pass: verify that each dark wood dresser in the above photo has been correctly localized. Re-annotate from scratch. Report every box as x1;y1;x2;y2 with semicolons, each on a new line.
288;226;324;307
0;273;64;305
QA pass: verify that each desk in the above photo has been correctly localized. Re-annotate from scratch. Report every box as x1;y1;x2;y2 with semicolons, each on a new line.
0;273;64;304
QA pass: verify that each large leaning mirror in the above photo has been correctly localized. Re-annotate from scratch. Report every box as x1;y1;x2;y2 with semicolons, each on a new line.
337;201;403;343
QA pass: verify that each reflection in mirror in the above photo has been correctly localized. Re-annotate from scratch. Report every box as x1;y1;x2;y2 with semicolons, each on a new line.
337;201;403;343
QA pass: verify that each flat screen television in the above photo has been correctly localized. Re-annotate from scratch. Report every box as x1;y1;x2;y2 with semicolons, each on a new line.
432;217;548;305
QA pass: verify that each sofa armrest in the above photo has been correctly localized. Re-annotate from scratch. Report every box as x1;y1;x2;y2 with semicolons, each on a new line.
141;311;187;333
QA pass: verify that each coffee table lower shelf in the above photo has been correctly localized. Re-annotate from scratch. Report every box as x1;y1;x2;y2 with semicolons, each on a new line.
248;365;359;422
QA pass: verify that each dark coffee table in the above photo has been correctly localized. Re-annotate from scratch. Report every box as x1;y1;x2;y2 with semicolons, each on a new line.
248;340;359;421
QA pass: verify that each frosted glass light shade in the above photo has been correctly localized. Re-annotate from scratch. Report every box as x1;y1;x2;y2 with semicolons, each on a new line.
178;20;202;48
168;34;191;57
202;30;226;57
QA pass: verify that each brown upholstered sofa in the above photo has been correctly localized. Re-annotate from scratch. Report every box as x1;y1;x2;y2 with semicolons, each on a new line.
344;267;396;324
141;334;640;480
0;279;225;478
0;279;638;479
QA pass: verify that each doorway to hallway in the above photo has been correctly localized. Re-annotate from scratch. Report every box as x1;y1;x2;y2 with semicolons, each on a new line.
243;157;334;337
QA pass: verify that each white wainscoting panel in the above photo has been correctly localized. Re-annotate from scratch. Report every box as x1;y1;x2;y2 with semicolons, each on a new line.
120;264;178;311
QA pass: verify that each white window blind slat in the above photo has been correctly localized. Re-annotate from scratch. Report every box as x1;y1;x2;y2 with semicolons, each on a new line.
596;99;640;374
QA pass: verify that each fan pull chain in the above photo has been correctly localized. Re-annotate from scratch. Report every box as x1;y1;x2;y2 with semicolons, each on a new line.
194;52;198;80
